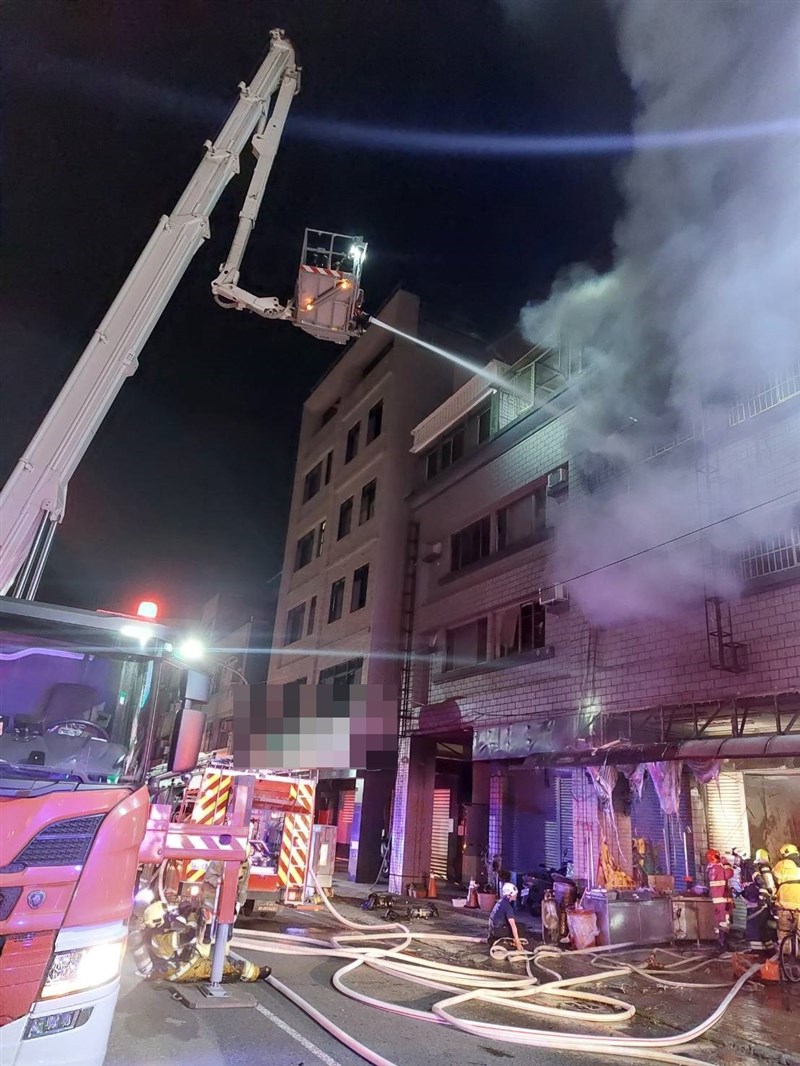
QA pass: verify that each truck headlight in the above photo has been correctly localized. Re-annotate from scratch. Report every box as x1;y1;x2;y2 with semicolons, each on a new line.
40;938;126;999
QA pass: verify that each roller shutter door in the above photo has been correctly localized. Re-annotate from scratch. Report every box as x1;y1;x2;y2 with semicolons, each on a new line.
337;789;356;846
430;789;451;878
705;773;751;856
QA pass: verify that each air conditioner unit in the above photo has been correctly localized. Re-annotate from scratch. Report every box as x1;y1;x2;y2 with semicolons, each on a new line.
539;583;569;611
420;541;442;563
546;466;569;497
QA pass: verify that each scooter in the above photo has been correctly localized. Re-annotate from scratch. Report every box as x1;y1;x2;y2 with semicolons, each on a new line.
521;861;576;917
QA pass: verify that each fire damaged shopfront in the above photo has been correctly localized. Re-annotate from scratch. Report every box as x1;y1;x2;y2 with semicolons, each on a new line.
387;326;800;946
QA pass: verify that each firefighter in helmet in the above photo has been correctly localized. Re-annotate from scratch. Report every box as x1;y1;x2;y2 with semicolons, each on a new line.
773;843;800;934
135;898;270;984
706;849;734;951
740;848;777;952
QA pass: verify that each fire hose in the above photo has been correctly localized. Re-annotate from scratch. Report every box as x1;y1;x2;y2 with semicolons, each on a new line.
228;870;764;1066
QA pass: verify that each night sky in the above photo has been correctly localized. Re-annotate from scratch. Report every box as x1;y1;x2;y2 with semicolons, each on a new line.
2;0;632;621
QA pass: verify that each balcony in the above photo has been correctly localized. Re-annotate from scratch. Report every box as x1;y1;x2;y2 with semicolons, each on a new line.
410;361;504;454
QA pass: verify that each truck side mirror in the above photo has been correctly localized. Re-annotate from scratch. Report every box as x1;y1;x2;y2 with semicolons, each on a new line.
168;706;205;773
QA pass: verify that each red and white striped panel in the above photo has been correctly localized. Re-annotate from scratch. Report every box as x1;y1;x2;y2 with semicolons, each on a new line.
299;265;345;277
277;811;313;897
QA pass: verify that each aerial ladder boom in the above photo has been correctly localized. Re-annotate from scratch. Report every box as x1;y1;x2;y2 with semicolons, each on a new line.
0;28;364;600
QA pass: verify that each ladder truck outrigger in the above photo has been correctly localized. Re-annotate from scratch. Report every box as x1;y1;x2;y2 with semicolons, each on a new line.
0;30;363;1066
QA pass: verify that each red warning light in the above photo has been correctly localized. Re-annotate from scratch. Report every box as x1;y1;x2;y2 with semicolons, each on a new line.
136;601;159;620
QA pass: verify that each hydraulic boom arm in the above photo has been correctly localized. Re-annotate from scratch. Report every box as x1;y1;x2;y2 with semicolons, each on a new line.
0;30;298;598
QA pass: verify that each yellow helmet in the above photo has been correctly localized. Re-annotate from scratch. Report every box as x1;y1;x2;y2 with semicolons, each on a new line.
755;848;770;864
143;900;167;927
779;843;799;858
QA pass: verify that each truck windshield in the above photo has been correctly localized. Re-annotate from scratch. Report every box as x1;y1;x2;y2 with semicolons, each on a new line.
0;624;184;787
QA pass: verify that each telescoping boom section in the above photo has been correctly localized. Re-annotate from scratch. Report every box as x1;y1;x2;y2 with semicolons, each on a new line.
0;27;368;602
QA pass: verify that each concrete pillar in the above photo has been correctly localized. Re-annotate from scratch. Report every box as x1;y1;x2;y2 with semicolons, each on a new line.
348;767;394;883
388;734;436;894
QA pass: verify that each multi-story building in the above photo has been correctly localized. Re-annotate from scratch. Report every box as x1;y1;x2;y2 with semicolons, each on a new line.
389;330;800;900
196;593;270;751
268;289;473;880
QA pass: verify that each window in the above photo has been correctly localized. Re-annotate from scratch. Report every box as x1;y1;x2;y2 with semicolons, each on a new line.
294;530;315;571
441;426;464;471
497;488;546;551
307;596;317;634
477;406;491;444
366;400;383;443
351;565;369;611
426;451;439;480
361;342;392;380
338;497;353;539
285;604;306;646
328;578;345;623
345;422;360;463
445;618;488;672
324;451;333;485
740;525;800;580
359;479;377;524
319;657;363;685
284;677;307;691
320;404;338;428
303;462;322;503
451;516;491;572
496;602;546;658
316;520;327;558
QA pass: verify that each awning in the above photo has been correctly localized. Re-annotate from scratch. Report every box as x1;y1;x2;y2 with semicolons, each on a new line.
518;734;800;767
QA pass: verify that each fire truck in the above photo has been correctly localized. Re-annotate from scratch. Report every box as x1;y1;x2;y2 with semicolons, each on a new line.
163;759;336;915
0;28;362;1066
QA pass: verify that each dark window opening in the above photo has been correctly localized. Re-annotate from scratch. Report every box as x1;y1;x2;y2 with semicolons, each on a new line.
338;498;353;539
359;479;377;524
496;602;546;658
328;578;345;623
285;604;306;646
345;422;360;463
497;489;546;550
351;564;369;611
366;400;383;443
294;531;315;571
426;451;439;480
307;596;317;635
324;450;333;485
316;520;326;558
303;462;322;503
361;342;393;379
451;516;491;572
477;406;491;444
445;618;488;672
320;405;338;429
319;657;363;685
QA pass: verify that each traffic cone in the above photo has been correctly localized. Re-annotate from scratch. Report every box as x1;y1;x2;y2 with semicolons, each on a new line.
427;873;438;900
465;879;479;908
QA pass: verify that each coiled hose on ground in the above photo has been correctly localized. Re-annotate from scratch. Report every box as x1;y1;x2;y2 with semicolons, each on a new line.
230;872;764;1066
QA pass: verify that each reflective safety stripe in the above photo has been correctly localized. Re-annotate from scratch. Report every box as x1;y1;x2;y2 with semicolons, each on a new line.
709;879;727;887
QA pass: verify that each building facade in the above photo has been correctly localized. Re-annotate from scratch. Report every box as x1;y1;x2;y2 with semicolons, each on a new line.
389;332;800;899
268;289;465;880
197;593;270;752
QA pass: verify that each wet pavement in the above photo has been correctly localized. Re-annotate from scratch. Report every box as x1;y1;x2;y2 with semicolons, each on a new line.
106;876;800;1066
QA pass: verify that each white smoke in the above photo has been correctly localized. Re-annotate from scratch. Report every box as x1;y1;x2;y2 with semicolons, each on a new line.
519;0;800;624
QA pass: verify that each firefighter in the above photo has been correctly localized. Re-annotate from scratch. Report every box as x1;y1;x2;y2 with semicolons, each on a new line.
137;899;270;983
740;848;777;951
488;883;525;953
706;849;734;951
773;843;800;938
754;848;777;897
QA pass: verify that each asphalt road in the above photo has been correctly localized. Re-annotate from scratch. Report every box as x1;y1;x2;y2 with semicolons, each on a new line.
107;951;600;1066
105;901;758;1066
